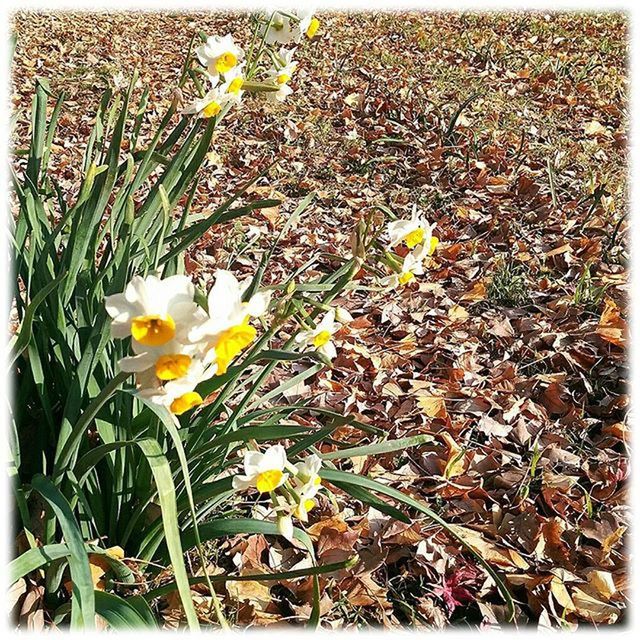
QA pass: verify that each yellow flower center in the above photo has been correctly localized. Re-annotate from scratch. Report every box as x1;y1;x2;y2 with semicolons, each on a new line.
429;236;439;255
227;77;244;94
155;354;192;381
306;17;320;38
403;227;425;249
214;319;257;375
131;315;175;347
255;469;283;493
314;476;322;485
277;73;291;85
398;271;415;285
170;391;203;415
313;330;332;348
215;51;237;74
202;100;221;118
294;498;316;519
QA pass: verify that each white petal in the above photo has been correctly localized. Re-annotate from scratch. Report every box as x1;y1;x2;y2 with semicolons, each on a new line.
320;341;337;360
243;450;264;476
317;309;336;332
232;475;254;490
119;352;156;372
245;291;272;318
259;444;287;472
208;270;242;321
277;515;295;542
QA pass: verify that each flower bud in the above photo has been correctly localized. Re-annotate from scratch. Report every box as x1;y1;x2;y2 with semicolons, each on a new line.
277;514;294;542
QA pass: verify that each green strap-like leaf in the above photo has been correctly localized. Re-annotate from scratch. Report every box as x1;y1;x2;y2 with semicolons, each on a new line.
8;543;70;585
9;271;66;367
31;475;95;629
94;591;157;629
134;438;200;631
319;434;434;460
320;468;516;621
144;555;358;601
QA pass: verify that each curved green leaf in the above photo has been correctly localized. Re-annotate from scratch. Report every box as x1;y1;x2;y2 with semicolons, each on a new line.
319;434;434;461
95;591;157;629
320;468;515;621
32;475;95;629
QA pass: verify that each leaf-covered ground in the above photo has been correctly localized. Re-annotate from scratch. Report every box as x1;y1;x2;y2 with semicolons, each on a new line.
11;10;629;629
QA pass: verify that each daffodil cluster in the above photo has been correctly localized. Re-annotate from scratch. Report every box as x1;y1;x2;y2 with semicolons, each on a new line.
105;270;270;415
232;445;325;542
183;8;320;117
381;206;439;288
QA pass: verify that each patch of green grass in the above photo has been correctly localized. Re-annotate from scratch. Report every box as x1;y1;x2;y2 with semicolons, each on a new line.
573;263;608;310
487;258;530;307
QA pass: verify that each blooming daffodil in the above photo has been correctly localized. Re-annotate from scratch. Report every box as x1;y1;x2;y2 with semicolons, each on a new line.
261;11;298;45
220;63;246;103
196;34;244;79
387;206;438;252
295;9;320;40
105;274;199;348
189;269;271;374
182;84;230;119
232;444;289;493
292;454;323;521
295;309;338;359
380;245;428;289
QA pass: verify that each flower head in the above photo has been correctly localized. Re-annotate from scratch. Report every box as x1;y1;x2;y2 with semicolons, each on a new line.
295;309;338;360
182;84;231;119
292;454;323;521
189;270;271;375
260;11;299;45
196;34;244;79
130;340;217;415
295;9;320;39
232;445;289;493
220;63;246;103
105;275;199;347
380;245;428;289
387;206;438;252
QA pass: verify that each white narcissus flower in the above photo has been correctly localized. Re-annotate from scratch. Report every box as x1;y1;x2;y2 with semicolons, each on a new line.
294;453;322;485
196;34;244;79
387;206;438;252
267;82;294;103
252;499;296;543
105;275;199;348
182;84;230;119
131;341;217;415
277;513;295;542
295;8;320;40
292;454;323;521
233;445;289;493
266;48;297;103
189;270;272;375
220;63;246;103
261;11;299;45
295;309;338;360
380;245;428;289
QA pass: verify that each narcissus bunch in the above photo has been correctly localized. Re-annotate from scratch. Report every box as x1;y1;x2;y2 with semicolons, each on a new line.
183;8;320;116
106;270;271;415
233;446;326;542
382;206;439;289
